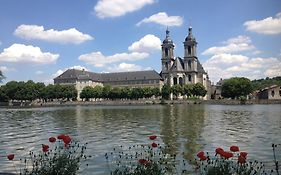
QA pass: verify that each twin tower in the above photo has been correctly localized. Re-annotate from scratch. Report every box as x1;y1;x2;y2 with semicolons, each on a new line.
160;26;210;96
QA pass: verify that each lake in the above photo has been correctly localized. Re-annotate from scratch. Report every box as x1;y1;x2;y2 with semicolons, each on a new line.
0;104;280;174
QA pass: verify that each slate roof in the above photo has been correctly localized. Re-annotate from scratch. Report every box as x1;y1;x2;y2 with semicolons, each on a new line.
169;57;206;74
54;69;162;83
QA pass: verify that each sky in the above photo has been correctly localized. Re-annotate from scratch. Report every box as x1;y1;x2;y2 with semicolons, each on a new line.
0;0;281;84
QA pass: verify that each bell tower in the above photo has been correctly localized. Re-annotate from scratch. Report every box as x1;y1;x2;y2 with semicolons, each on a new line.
161;28;174;85
184;26;198;83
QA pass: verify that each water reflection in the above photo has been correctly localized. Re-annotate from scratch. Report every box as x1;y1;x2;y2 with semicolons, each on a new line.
0;104;280;174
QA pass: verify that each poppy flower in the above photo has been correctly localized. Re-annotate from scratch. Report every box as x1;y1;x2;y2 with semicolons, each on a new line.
196;151;205;158
200;155;207;161
151;142;158;148
49;137;56;143
149;135;157;140
215;147;224;156
42;144;49;152
7;154;14;160
230;145;239;152
139;159;149;165
57;134;66;140
62;135;71;145
221;151;233;159
238;155;246;164
240;151;248;158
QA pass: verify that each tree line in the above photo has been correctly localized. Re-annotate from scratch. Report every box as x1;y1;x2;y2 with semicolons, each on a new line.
0;80;77;102
0;80;207;102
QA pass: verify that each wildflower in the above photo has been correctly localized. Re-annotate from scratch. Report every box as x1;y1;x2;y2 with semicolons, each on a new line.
42;144;49;152
151;142;158;148
197;151;205;158
139;159;150;165
200;155;207;161
221;151;233;159
215;147;224;156
240;151;248;158
57;134;66;140
49;137;56;143
238;155;246;164
230;145;239;152
7;154;14;160
62;135;71;145
149;135;157;140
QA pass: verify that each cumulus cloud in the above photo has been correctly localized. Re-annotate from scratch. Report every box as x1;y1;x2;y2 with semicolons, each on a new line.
94;0;155;18
0;66;15;73
202;35;256;55
107;63;143;72
244;12;281;35
203;54;281;82
128;34;161;53
14;25;93;44
137;12;183;26
0;44;59;64
79;51;149;67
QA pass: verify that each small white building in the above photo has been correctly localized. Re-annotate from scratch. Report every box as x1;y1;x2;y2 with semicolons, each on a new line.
258;85;281;100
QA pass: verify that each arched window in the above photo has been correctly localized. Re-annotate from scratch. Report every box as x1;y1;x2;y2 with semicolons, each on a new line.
165;62;168;70
271;90;275;97
188;75;192;82
179;77;183;86
188;60;192;70
173;77;177;85
188;46;191;55
165;48;169;57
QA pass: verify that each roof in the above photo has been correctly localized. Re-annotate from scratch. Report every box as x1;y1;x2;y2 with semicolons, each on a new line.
54;69;162;83
171;57;184;72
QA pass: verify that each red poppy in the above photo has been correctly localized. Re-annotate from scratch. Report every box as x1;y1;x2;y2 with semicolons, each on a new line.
151;142;158;148
49;137;56;143
221;151;233;159
139;159;149;165
7;154;14;161
215;147;224;156
240;152;248;158
238;155;246;164
200;155;207;161
149;135;157;140
42;144;49;152
196;151;205;158
57;134;66;140
230;145;239;152
62;135;71;145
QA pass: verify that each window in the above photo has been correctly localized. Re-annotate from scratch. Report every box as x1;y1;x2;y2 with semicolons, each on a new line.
179;77;183;86
165;62;168;70
165;48;169;56
279;87;281;96
271;90;275;97
173;77;177;85
188;46;191;55
188;75;192;82
188;60;192;70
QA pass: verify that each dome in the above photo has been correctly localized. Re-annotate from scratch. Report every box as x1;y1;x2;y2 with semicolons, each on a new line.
185;26;196;41
163;29;174;44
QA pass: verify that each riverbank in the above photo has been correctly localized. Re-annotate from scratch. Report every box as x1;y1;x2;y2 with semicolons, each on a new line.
1;99;281;108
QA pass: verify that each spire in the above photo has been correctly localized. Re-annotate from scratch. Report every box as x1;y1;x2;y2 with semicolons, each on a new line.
163;27;173;44
185;25;196;41
166;27;170;38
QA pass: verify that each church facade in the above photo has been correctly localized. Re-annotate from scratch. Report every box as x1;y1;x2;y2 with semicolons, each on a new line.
161;27;211;99
54;26;211;100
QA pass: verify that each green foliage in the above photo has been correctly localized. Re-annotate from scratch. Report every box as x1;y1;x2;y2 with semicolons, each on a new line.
0;86;8;102
222;77;253;99
183;84;193;97
80;86;94;101
192;83;207;97
161;84;171;100
251;76;281;90
171;84;183;99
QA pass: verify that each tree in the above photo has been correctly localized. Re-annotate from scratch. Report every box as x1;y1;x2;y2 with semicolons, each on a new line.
192;83;207;97
0;70;5;82
171;84;183;99
183;84;193;97
161;84;171;100
0;86;8;102
92;85;103;99
80;86;94;101
222;77;253;99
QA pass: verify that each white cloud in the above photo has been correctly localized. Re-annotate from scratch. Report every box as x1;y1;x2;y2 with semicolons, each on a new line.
79;51;149;67
94;0;155;18
137;12;183;27
14;25;93;44
0;66;15;73
203;54;281;82
128;34;161;53
0;44;59;64
244;12;281;35
107;63;143;72
202;35;256;55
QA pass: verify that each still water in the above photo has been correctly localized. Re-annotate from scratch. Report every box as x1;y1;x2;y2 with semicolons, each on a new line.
0;104;280;174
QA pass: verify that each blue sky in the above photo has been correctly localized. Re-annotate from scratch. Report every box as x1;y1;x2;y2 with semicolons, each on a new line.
0;0;281;84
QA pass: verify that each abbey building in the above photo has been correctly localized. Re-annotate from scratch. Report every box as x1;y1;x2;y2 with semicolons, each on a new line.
54;26;211;100
160;27;211;99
